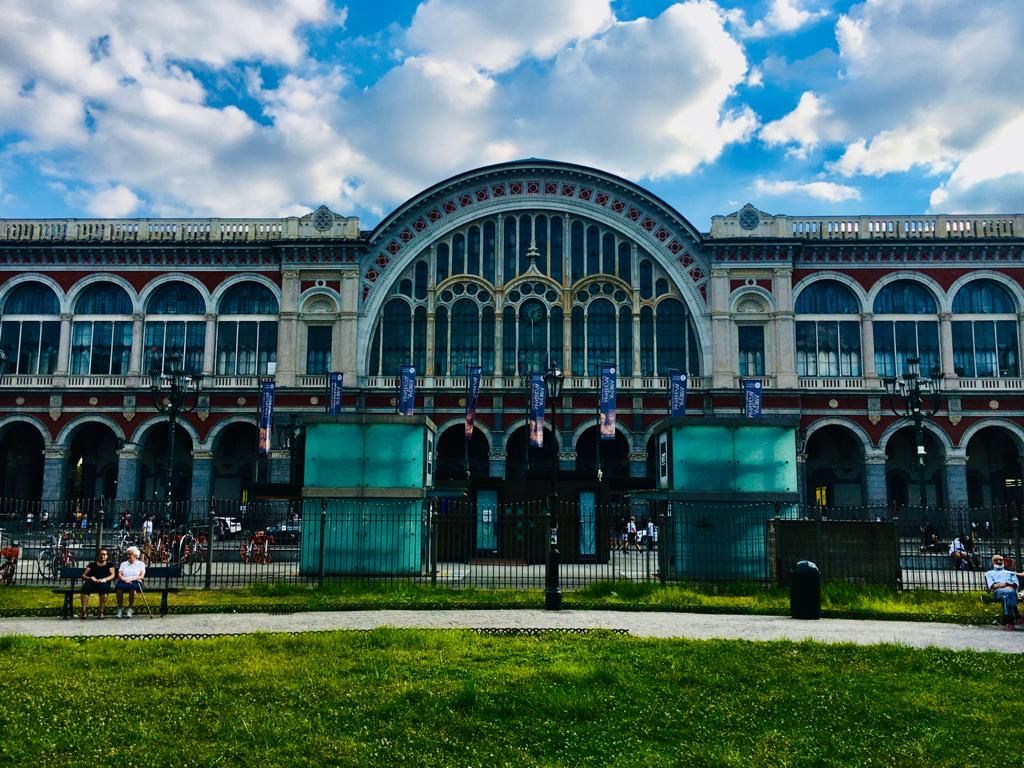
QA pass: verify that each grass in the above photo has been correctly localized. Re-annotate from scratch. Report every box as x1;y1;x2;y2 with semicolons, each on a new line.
0;629;1020;767
0;579;999;624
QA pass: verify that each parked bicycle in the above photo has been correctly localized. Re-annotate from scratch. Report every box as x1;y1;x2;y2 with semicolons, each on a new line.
152;525;207;575
36;526;77;580
0;540;20;585
239;530;272;565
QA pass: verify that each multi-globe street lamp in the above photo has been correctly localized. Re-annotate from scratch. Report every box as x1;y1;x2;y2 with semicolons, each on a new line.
149;352;202;524
543;362;564;610
882;357;943;509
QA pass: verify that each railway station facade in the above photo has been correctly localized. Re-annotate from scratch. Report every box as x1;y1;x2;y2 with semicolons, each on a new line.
1;159;1023;512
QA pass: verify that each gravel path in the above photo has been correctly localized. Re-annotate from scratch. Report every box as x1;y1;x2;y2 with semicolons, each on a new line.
1;610;1022;653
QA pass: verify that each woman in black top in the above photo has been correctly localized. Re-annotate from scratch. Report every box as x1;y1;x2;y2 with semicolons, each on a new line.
80;548;116;619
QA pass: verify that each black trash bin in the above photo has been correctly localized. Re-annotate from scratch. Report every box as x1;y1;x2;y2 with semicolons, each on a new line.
790;560;821;620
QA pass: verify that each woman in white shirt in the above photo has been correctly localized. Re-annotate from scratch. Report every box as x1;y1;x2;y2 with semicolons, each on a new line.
114;546;146;618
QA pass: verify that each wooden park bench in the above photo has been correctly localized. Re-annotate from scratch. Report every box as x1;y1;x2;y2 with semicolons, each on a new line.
54;565;182;619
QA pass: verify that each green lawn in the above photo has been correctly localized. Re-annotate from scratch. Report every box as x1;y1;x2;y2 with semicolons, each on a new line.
0;579;999;624
0;629;1019;767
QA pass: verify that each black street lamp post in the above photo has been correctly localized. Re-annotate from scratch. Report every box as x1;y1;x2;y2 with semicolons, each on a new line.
882;357;943;509
543;363;564;611
149;352;202;524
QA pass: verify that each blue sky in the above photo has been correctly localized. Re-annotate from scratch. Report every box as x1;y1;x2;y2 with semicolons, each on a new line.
1;0;1021;232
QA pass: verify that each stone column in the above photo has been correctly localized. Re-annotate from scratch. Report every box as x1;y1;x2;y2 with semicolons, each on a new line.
864;449;889;509
796;452;807;505
944;447;969;510
339;268;359;382
115;444;141;501
860;312;876;380
773;268;797;388
42;447;68;502
490;450;507;480
269;449;292;484
939;312;956;379
129;313;145;376
710;269;733;388
55;313;73;377
190;450;214;501
276;270;301;387
203;313;217;376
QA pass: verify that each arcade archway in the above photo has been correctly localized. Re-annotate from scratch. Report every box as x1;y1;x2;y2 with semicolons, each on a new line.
435;426;491;482
0;422;44;501
139;423;194;502
965;426;1023;508
65;422;119;500
212;422;258;501
885;427;946;508
804;425;866;507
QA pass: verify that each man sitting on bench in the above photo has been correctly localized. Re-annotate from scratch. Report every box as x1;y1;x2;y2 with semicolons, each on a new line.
985;554;1021;630
115;546;146;619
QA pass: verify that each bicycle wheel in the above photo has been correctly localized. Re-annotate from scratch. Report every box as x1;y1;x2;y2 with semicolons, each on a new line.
179;536;204;575
0;561;14;585
239;542;250;564
36;548;56;579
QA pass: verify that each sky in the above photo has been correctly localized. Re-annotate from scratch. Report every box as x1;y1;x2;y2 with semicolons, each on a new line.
0;0;1022;232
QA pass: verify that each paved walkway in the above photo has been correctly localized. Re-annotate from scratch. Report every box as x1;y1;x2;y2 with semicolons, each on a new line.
1;610;1021;653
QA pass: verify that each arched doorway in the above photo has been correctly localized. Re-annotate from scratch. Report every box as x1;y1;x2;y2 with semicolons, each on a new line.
576;425;630;483
504;424;557;484
803;425;866;507
65;422;119;500
435;426;490;482
212;422;258;502
0;422;45;501
885;427;945;509
139;423;194;502
965;426;1023;509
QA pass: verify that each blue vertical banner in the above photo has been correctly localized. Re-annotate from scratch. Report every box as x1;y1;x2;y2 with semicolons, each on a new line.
669;371;688;417
599;365;617;440
326;372;343;415
743;379;763;418
528;372;546;448
257;380;275;456
398;365;416;415
465;365;482;438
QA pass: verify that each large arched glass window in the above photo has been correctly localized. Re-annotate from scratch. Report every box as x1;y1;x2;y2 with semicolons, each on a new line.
215;282;278;376
144;282;206;375
0;282;60;375
71;282;133;375
638;298;699;376
433;282;495;375
795;281;862;376
368;211;701;380
872;281;939;377
570;281;633;375
951;279;1019;377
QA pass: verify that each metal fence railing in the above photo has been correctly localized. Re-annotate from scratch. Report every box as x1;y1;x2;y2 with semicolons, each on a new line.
0;497;1020;593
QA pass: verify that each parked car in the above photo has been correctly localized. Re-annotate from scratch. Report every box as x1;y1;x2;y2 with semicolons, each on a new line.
214;516;242;538
264;518;302;544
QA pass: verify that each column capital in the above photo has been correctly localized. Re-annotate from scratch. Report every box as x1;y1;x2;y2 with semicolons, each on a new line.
44;446;68;460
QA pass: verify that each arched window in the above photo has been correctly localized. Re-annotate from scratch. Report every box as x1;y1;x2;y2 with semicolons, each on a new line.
795;281;862;377
872;281;939;378
951;280;1019;377
571;282;633;375
215;282;278;376
0;282;60;375
144;282;206;375
373;299;412;376
638;298;700;376
71;282;133;376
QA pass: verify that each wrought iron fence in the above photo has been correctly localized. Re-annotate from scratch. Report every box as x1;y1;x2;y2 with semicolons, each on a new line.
0;496;1020;593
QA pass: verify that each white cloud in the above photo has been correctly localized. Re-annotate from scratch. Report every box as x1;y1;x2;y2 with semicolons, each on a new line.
785;1;1024;186
829;127;955;177
406;0;614;72
86;185;141;217
753;177;861;203
728;0;829;39
929;114;1024;212
759;91;838;157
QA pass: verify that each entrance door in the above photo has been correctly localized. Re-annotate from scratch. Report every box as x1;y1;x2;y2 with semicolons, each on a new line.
578;490;597;558
475;489;498;554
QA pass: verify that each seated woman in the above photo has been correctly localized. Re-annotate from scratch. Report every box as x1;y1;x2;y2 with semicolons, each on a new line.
80;548;116;619
985;554;1021;630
